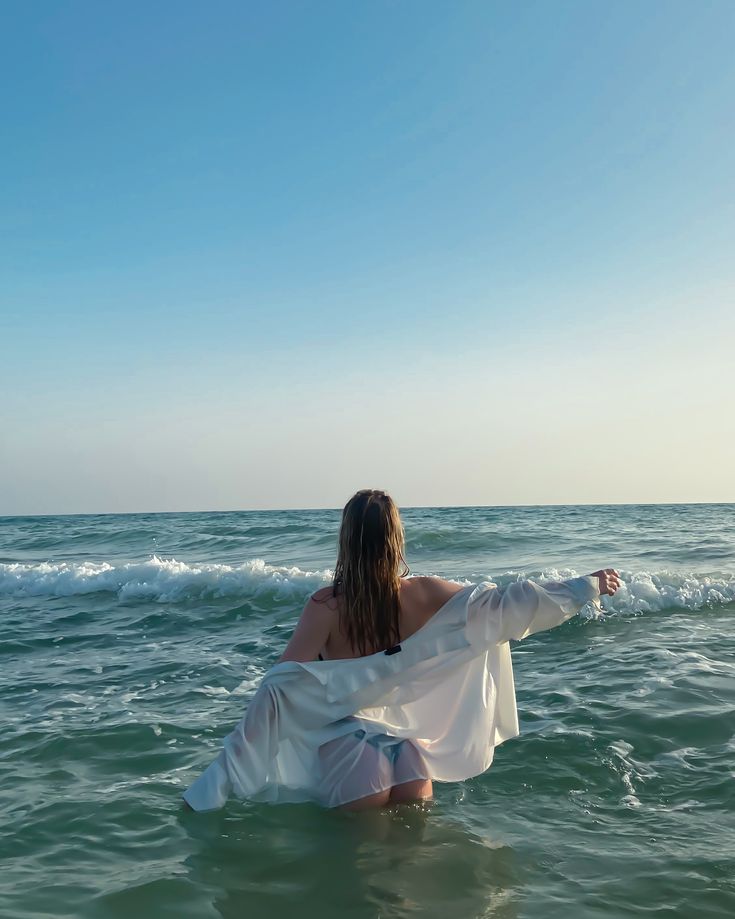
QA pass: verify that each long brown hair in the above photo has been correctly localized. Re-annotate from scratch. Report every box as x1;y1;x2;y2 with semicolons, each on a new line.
331;489;409;655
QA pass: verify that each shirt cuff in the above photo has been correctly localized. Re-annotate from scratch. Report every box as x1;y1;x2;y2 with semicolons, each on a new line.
564;575;601;604
182;750;231;812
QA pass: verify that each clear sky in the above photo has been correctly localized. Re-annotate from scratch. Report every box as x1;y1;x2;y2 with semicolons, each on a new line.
2;1;734;515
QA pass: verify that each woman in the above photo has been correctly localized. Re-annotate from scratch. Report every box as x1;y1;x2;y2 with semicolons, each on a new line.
183;490;620;813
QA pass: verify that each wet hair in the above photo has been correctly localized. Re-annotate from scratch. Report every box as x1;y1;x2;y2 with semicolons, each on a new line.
330;489;409;655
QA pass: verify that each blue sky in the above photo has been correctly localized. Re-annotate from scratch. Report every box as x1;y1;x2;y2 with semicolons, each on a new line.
2;1;734;514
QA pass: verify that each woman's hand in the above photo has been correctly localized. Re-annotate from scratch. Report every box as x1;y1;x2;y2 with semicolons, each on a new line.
589;568;621;596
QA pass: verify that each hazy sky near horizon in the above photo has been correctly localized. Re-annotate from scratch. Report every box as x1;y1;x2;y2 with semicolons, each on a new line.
2;1;734;515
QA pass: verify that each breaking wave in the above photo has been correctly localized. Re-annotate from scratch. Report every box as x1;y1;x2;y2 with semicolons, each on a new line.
0;556;332;602
1;558;734;612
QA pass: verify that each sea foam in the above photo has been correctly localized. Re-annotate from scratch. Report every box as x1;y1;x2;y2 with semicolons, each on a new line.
0;558;734;612
521;567;735;615
0;556;332;602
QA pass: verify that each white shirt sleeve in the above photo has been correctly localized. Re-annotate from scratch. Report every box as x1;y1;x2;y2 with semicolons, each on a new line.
182;749;231;811
466;575;600;645
183;681;280;811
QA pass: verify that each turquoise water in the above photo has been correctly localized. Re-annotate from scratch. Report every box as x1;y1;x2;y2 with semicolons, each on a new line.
1;504;734;918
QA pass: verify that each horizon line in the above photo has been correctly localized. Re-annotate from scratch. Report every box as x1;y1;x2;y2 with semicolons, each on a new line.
1;499;732;521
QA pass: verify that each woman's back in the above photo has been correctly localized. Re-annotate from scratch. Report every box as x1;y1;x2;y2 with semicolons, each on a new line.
278;575;465;665
313;575;465;661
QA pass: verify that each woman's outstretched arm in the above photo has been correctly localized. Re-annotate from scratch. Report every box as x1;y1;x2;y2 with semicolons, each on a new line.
467;568;620;645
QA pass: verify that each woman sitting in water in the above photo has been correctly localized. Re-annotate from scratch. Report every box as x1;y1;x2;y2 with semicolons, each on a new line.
183;490;620;812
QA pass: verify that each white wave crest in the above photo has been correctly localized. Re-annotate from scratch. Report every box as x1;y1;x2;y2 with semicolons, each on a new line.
533;567;735;614
597;569;735;614
1;559;733;612
0;556;332;602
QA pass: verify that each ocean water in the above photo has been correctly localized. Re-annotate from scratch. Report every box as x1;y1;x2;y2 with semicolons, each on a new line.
1;503;734;919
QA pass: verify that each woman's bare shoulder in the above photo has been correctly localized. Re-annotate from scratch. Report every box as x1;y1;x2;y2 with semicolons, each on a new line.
404;575;465;603
310;585;340;610
309;578;463;611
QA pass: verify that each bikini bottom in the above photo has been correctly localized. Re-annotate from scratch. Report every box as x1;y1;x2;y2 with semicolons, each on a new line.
317;723;430;808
